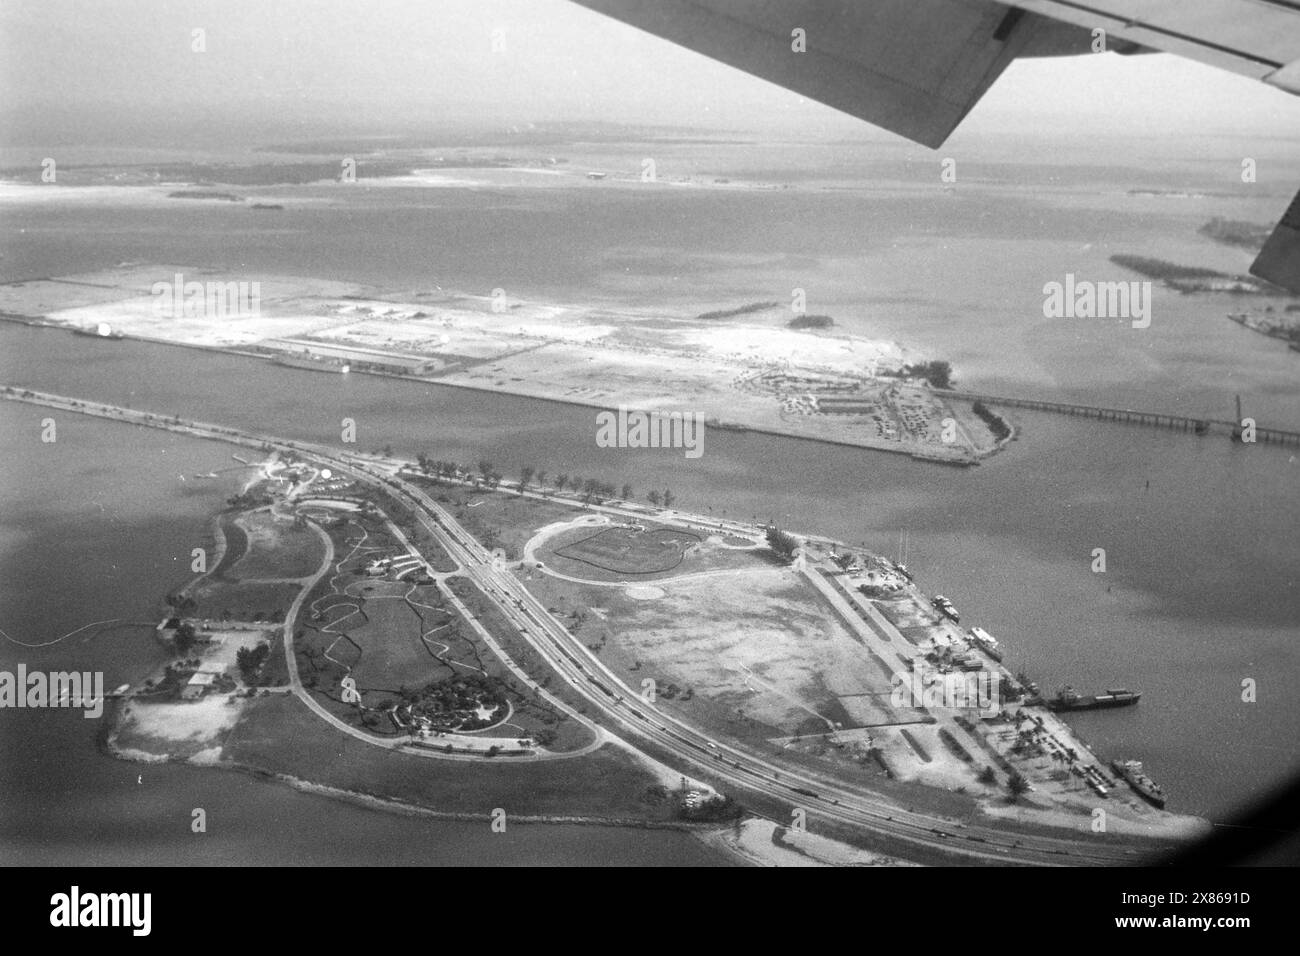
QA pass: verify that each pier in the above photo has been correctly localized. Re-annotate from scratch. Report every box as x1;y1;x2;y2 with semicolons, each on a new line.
933;390;1300;447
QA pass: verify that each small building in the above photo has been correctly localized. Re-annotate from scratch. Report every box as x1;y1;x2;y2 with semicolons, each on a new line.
180;671;217;700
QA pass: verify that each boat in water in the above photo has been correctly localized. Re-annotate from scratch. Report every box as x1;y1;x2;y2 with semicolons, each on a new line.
1047;686;1141;712
1111;759;1166;808
273;355;347;374
930;595;960;623
967;626;1003;661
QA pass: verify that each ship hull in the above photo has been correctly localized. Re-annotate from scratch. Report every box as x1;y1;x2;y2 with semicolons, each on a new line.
1047;694;1140;712
1111;761;1166;808
273;356;345;374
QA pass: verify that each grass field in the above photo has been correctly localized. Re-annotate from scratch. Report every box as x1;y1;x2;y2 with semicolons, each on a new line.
221;693;678;821
553;526;702;575
191;580;301;623
411;479;580;560
228;509;325;579
539;520;763;584
291;515;592;750
300;582;466;698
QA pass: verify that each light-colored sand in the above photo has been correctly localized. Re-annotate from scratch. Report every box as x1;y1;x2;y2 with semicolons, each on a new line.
0;264;996;458
709;818;920;867
599;565;902;734
625;586;665;600
120;694;244;744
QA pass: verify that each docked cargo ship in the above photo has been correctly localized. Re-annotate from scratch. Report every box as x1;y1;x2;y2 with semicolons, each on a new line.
1111;759;1166;808
967;626;1003;661
272;355;348;374
1048;686;1140;711
930;595;960;623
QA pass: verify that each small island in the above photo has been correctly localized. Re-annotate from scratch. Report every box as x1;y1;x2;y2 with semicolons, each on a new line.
1110;253;1284;295
167;190;244;202
1228;306;1300;352
1198;217;1273;250
787;313;834;329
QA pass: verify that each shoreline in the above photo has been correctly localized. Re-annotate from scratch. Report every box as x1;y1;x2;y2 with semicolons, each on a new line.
0;311;1000;467
97;707;745;860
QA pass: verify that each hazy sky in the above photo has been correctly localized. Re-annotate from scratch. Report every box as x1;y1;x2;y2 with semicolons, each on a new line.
3;0;1299;146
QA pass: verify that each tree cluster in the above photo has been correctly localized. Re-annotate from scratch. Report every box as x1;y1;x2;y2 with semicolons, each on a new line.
765;527;799;561
236;642;271;684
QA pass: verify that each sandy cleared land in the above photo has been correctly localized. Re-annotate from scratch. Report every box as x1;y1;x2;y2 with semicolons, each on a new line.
0;264;997;459
0;265;363;347
116;694;246;758
708;818;921;867
588;564;909;735
112;626;277;759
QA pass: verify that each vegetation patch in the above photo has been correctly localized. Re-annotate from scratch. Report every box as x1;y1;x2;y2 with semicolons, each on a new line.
971;401;1011;442
787;313;834;329
697;301;778;320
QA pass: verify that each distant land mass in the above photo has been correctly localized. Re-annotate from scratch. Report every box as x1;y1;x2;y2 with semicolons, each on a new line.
883;360;953;390
1110;253;1288;295
1110;254;1226;282
697;301;778;320
787;313;834;329
166;190;243;202
1198;217;1273;251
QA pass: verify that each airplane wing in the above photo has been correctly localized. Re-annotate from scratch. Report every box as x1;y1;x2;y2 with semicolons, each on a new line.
570;0;1300;291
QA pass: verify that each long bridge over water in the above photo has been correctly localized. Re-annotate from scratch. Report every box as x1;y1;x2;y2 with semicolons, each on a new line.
932;390;1300;448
